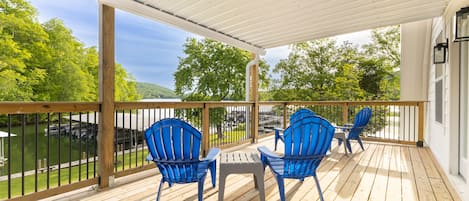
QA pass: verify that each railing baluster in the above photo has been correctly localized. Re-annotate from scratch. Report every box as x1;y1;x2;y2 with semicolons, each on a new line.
58;113;62;187
135;109;139;168
129;109;133;170
35;114;38;192
121;110;125;172
8;114;11;199
93;111;97;178
69;112;72;184
47;113;50;189
86;112;90;180
21;114;25;195
78;112;82;181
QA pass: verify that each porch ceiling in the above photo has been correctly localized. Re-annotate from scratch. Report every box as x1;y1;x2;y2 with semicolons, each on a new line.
99;0;449;54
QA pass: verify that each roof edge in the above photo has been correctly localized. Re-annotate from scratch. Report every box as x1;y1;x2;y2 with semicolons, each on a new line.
99;0;266;55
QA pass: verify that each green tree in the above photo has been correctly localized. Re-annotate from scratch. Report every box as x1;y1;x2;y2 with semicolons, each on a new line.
271;39;362;101
1;0;140;102
36;19;94;101
115;64;140;101
174;38;270;138
360;25;401;100
0;0;48;101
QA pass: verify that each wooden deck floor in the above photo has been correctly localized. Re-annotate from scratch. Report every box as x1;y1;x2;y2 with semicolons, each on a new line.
41;136;460;201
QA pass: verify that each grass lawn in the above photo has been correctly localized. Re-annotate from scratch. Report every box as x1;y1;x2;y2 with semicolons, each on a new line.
1;127;248;199
0;148;150;199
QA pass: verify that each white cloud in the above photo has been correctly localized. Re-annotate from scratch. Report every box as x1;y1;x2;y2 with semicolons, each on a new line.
335;30;372;46
263;46;291;67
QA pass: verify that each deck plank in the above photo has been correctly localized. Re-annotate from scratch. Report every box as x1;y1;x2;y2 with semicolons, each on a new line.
38;137;461;201
368;144;391;201
302;143;361;201
322;143;371;200
350;144;385;201
400;147;419;201
410;147;437;201
426;148;462;201
386;146;402;201
288;143;346;201
334;143;377;201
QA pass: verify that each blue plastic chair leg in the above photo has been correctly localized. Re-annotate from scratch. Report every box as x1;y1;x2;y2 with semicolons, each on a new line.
156;179;164;201
275;175;286;201
274;130;279;151
198;178;205;201
313;175;325;201
209;161;217;187
345;140;353;153
357;138;365;151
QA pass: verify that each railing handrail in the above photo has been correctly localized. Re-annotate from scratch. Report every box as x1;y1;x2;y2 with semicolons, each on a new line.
0;100;426;115
260;100;427;106
0;102;100;114
115;101;255;110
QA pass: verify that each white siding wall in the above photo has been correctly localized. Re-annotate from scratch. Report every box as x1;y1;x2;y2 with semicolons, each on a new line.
424;0;469;200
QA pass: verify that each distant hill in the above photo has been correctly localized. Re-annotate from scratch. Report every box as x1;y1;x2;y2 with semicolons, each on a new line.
136;82;179;99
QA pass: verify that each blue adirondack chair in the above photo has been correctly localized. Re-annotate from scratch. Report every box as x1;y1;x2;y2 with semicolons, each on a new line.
274;108;315;150
336;107;372;153
144;118;220;201
258;115;335;201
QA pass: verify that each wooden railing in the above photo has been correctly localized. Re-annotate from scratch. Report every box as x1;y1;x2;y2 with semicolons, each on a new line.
0;100;425;200
258;101;426;145
0;102;100;201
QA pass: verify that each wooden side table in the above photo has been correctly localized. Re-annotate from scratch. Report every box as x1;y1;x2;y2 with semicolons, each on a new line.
218;152;265;201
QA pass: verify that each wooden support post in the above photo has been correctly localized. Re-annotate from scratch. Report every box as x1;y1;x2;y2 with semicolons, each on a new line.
250;53;259;143
202;104;210;156
417;102;425;147
98;4;115;189
342;102;349;124
283;102;288;129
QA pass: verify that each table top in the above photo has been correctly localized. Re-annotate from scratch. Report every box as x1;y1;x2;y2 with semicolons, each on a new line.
220;152;261;165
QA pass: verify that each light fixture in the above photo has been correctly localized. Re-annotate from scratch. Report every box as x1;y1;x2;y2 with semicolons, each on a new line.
433;39;448;64
455;7;469;41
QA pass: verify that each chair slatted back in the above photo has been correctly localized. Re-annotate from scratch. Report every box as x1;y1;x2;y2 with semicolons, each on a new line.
283;116;335;178
145;118;202;183
348;107;372;140
289;108;315;123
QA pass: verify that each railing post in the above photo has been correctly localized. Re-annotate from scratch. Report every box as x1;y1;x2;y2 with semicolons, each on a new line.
202;103;210;156
250;53;259;143
417;102;425;147
342;102;349;124
98;3;115;189
251;102;259;143
283;102;288;129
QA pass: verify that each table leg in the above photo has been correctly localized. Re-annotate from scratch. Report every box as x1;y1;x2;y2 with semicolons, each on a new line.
254;168;265;201
218;173;227;201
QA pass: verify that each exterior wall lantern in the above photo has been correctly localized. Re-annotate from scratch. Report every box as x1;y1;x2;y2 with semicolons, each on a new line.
433;39;448;64
455;7;469;41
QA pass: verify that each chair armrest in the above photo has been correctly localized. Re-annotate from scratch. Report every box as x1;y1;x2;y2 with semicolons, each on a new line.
146;153;153;161
335;125;352;131
204;148;221;162
257;146;282;159
274;127;284;132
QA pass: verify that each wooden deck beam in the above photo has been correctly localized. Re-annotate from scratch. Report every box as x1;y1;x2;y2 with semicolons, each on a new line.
98;3;115;189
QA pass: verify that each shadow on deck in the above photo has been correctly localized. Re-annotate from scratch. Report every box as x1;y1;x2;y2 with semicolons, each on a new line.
40;136;460;201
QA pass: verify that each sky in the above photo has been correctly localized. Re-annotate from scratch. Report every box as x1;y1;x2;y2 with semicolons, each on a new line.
31;0;371;90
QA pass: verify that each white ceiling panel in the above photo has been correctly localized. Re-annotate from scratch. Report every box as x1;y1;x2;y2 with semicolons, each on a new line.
99;0;449;54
